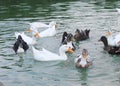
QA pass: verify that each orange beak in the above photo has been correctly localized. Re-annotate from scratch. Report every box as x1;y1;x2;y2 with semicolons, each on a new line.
106;31;111;36
34;32;40;38
67;47;74;53
27;29;32;32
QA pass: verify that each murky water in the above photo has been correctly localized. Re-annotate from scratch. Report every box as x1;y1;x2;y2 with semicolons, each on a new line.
0;0;120;86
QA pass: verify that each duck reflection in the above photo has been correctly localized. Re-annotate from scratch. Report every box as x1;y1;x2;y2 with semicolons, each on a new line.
77;68;88;86
14;56;24;67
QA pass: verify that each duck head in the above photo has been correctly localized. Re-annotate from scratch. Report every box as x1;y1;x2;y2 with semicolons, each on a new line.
82;49;89;58
98;36;110;51
59;44;74;54
75;29;80;35
67;33;75;42
74;29;81;41
99;36;108;47
49;21;58;28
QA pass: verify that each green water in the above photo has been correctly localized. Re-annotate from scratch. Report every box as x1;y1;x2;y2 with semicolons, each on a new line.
0;0;120;86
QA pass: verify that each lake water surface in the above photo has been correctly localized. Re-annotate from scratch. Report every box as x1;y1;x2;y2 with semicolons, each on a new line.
0;0;120;86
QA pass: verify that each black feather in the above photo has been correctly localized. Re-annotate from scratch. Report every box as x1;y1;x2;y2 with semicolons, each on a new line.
13;35;29;54
74;29;90;41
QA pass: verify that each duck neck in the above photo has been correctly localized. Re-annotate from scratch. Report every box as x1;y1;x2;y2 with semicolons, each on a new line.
59;48;67;60
50;24;55;29
60;51;67;57
102;39;109;47
101;38;110;50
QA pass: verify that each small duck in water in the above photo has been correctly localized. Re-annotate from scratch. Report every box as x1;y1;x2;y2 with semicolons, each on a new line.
74;49;92;68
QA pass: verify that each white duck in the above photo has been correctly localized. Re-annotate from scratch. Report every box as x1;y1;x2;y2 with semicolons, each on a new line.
27;21;57;33
15;32;36;45
106;30;120;46
32;44;74;61
34;21;57;38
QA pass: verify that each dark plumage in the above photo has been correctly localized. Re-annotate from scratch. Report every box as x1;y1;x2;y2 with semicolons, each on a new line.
61;32;76;51
61;32;68;44
13;35;29;54
61;32;75;44
99;36;120;55
74;29;90;42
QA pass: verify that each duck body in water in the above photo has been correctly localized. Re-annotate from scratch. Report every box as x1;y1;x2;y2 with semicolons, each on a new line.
74;49;93;68
13;35;29;54
74;29;90;42
99;36;120;55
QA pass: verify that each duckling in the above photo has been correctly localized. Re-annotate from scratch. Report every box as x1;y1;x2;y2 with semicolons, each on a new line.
74;49;92;68
74;29;90;42
99;36;120;55
13;35;29;54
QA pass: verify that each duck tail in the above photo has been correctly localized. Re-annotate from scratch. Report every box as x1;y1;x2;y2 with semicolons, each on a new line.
85;29;90;38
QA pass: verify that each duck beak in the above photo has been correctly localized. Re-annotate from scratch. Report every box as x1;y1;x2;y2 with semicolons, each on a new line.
106;31;111;36
34;32;40;38
27;29;32;32
67;47;74;53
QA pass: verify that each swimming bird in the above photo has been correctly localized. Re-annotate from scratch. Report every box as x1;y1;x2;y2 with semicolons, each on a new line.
32;44;74;61
13;35;29;54
74;29;90;42
99;36;120;55
15;32;36;45
27;21;57;36
106;30;120;46
61;31;76;50
74;49;93;68
29;21;57;30
33;21;57;38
